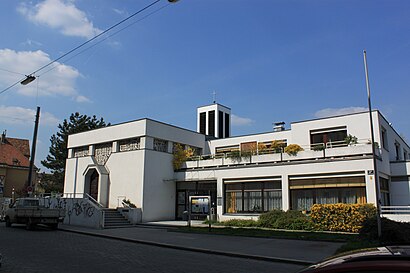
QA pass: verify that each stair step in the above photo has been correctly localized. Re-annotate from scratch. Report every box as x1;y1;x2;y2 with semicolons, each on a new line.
102;209;132;229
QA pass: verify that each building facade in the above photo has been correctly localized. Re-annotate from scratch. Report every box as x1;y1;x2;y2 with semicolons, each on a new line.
63;104;410;222
0;131;35;199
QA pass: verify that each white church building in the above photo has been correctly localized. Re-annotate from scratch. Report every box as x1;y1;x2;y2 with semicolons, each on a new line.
63;103;410;222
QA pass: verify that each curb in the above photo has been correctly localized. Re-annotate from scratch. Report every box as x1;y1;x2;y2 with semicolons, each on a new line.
59;227;314;266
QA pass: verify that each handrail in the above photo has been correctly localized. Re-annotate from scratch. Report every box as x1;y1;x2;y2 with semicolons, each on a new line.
381;206;410;214
85;193;104;209
186;139;373;162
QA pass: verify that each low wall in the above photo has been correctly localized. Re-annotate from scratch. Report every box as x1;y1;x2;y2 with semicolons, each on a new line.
382;214;410;223
43;197;104;229
118;207;142;224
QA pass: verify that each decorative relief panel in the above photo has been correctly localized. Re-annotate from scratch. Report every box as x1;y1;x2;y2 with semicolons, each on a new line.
95;143;112;165
119;138;140;152
74;146;89;158
153;138;168;153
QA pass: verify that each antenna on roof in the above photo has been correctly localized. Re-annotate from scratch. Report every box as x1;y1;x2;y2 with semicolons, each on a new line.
212;91;217;104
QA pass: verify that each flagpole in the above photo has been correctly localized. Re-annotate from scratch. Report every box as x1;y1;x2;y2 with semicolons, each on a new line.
363;50;382;239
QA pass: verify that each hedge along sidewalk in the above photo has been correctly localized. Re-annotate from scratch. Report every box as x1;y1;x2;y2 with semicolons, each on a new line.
176;225;359;243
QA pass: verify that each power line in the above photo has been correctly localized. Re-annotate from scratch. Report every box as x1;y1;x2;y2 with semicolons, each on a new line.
0;0;162;96
39;3;170;77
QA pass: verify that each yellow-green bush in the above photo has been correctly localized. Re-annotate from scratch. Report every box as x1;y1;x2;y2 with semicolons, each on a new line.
310;203;376;233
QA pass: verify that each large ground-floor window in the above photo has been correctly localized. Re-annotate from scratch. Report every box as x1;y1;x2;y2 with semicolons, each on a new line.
291;187;366;211
225;181;281;213
289;175;367;211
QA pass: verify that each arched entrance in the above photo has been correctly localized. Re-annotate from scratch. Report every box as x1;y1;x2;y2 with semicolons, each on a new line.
89;170;99;201
83;164;109;207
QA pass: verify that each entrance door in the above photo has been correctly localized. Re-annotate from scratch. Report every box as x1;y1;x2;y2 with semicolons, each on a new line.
176;182;217;220
89;171;99;201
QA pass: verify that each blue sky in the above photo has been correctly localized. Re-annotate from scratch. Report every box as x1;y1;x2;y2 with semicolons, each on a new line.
0;0;409;171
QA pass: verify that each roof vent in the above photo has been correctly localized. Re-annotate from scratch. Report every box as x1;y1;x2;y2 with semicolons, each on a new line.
273;122;285;132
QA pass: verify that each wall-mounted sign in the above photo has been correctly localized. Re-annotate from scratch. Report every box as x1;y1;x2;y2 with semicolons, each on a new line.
189;196;210;215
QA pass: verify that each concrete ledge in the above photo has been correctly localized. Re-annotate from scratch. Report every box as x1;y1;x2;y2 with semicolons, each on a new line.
59;226;314;266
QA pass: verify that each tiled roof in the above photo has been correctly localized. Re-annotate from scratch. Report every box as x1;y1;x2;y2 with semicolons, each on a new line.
7;138;30;157
0;137;30;168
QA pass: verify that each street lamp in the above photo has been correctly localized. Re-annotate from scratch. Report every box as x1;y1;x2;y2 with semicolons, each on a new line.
20;75;36;85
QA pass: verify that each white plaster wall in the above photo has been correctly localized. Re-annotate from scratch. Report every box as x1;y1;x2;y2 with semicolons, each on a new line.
64;156;95;195
177;157;375;220
141;150;176;222
145;119;205;149
379;114;410;162
208;130;291;154
105;150;145;208
290;111;377;147
389;181;410;206
390;162;410;205
68;119;147;148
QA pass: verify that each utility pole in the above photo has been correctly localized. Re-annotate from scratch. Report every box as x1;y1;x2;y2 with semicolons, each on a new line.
27;106;40;196
363;50;382;239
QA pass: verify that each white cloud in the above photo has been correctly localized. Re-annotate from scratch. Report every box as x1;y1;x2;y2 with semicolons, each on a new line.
113;8;126;15
231;114;254;126
314;107;368;118
18;0;102;39
76;95;92;103
21;39;43;47
0;105;59;126
0;48;84;99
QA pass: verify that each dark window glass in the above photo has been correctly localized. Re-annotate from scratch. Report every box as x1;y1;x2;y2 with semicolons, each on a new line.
225;181;282;213
218;111;224;138
310;128;347;148
225;113;230;138
199;112;206;135
290;187;366;211
381;128;388;150
208;111;215;137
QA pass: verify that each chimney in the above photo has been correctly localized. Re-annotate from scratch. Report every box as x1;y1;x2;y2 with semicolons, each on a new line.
0;130;6;144
273;122;285;132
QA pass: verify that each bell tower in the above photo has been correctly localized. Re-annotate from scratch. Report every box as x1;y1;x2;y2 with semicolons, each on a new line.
197;103;231;139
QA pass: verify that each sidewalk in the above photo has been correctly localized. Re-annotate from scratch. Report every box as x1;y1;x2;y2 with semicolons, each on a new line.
59;221;344;266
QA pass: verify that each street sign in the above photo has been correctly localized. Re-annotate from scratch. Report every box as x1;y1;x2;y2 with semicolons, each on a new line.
27;186;33;194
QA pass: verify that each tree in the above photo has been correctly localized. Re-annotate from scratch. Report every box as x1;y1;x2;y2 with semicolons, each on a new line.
41;112;110;192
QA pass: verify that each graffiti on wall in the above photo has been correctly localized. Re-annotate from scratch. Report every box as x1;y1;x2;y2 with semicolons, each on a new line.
43;197;96;218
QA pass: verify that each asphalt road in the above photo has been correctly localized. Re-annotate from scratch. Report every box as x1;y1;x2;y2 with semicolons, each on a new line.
0;223;305;273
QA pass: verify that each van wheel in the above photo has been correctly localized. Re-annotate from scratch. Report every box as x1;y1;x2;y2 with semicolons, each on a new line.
5;217;11;227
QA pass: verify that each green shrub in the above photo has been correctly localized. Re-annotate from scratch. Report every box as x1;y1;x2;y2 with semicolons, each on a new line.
360;216;410;244
222;219;258;227
284;144;304;156
312;144;325;151
310;203;376;232
258;210;314;230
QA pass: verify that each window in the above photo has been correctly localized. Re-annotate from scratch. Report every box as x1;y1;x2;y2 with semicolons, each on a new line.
395;142;401;161
218;111;224;138
119;138;140;152
381;128;388;150
404;150;408;161
225;113;230;138
290;176;366;211
199;112;206;135
95;142;112;165
215;145;239;157
310;126;347;149
291;187;366;211
240;141;257;155
153;138;168;152
74;146;89;158
379;177;390;206
208;111;215;137
225;181;282;214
